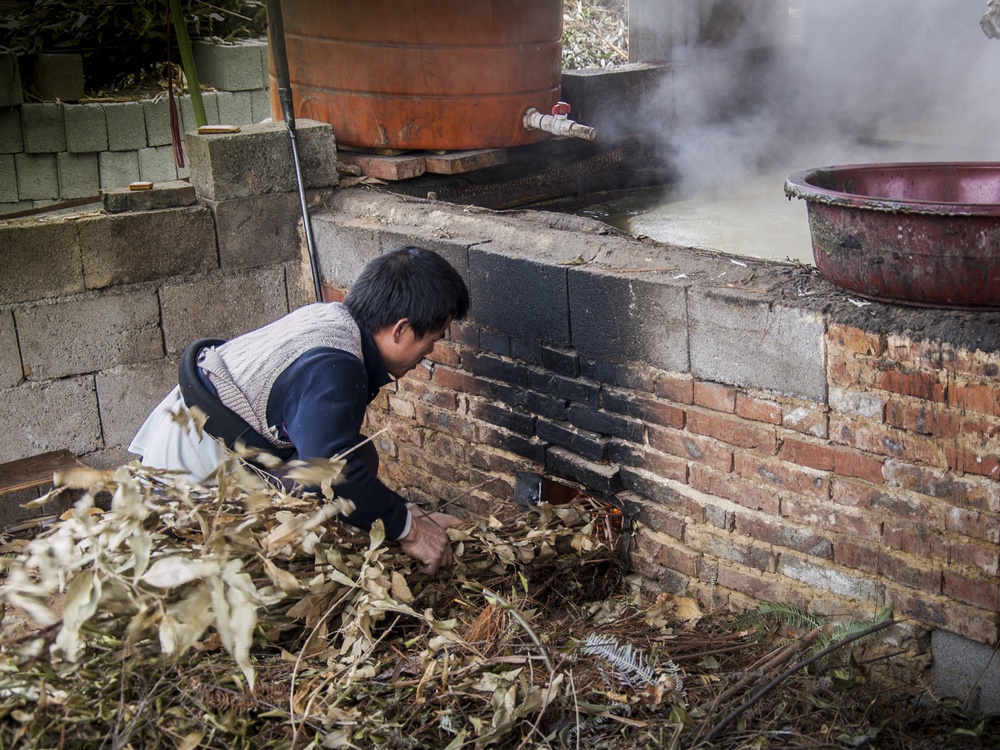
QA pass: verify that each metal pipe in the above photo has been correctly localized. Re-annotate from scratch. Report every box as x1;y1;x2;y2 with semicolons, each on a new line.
523;107;597;141
265;0;323;303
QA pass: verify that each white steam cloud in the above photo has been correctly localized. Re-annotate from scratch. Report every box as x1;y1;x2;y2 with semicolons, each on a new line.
656;0;1000;191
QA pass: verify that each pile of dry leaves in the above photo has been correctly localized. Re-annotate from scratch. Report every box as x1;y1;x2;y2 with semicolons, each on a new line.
0;447;996;748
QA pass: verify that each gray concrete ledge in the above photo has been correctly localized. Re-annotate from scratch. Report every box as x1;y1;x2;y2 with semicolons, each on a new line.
313;188;831;403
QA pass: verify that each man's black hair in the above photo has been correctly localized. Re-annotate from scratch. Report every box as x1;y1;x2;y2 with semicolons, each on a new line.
344;246;470;336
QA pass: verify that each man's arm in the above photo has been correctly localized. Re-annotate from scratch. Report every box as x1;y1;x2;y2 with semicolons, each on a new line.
279;351;410;538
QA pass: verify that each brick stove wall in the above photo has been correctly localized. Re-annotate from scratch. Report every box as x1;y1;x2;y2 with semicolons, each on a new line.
315;189;999;649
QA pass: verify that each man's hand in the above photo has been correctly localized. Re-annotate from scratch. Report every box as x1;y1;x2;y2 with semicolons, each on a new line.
398;509;465;574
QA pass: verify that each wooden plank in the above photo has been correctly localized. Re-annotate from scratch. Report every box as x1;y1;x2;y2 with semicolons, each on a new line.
337;144;407;156
0;449;82;495
423;148;507;175
337;152;426;181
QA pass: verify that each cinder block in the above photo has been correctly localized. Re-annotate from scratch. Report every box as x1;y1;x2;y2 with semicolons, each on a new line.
95;359;179;448
931;629;1000;714
98;150;141;189
310;214;477;293
469;245;571;347
285;256;317;310
311;217;383;288
250;87;273;123
689;289;827;402
26;53;85;103
17;290;163;380
104;102;148;151
298;122;339;188
0;377;101;463
179;92;220;134
184;119;337;200
159;267;289;353
0;309;23;389
143;97;174;147
64;103;108;152
0;52;23;107
0;154;16;203
0;108;23;153
14;152;58;200
21;103;66;153
193;39;268;92
56;151;99;199
210;191;302;269
569;266;689;372
102;179;196;213
215;90;253;126
77;205;218;289
138;145;179;182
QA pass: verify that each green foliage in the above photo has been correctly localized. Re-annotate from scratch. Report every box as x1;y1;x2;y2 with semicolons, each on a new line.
562;0;628;70
732;599;824;639
734;600;895;657
0;0;267;92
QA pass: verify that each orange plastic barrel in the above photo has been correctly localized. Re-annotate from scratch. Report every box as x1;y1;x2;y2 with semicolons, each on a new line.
268;0;563;150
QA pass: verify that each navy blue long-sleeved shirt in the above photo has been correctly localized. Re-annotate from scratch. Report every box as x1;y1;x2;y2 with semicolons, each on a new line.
251;329;409;538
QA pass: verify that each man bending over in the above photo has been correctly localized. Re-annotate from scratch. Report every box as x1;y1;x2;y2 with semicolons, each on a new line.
130;246;470;574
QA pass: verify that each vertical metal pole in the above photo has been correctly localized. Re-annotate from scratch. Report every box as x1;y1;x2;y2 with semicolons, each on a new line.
265;0;324;303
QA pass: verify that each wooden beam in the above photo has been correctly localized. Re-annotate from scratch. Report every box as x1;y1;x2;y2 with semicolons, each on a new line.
0;449;83;495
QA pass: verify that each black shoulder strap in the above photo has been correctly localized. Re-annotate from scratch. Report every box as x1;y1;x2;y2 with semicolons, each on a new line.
177;338;295;460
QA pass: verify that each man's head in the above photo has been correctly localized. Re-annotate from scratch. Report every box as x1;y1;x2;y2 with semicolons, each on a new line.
345;247;470;378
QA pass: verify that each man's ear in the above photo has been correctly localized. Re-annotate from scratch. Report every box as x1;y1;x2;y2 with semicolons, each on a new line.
388;318;410;343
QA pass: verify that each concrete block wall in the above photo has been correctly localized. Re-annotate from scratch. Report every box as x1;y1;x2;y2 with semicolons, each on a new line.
312;189;999;710
0;39;271;215
0;118;336;530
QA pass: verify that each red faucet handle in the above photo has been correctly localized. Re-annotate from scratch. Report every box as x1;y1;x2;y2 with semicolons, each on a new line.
551;101;571;117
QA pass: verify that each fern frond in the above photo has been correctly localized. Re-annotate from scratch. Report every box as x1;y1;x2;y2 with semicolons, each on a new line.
581;633;684;693
732;601;824;637
822;604;895;655
582;633;656;687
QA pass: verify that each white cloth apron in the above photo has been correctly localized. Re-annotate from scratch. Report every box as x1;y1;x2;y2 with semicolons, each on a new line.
129;385;225;484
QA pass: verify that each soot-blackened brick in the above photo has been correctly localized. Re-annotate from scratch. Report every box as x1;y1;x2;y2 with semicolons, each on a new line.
471;400;535;436
479;330;511;357
609;441;688;483
568;265;688;371
476;423;548;463
536;418;608;461
511;337;543;366
527;369;600;406
464;350;528;386
541;345;580;377
567;404;644;442
580;357;617;385
469;247;570;346
494;383;567;421
546;445;621;495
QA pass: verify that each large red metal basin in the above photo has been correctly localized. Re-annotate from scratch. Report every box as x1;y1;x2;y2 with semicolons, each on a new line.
784;163;1000;309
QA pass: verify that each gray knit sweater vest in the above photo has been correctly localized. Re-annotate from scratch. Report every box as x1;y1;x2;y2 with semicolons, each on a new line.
198;302;364;448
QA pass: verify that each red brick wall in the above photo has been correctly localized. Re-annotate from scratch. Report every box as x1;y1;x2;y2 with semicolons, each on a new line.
324;283;999;646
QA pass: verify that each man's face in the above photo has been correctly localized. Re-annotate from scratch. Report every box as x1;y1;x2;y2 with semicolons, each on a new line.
382;319;451;379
